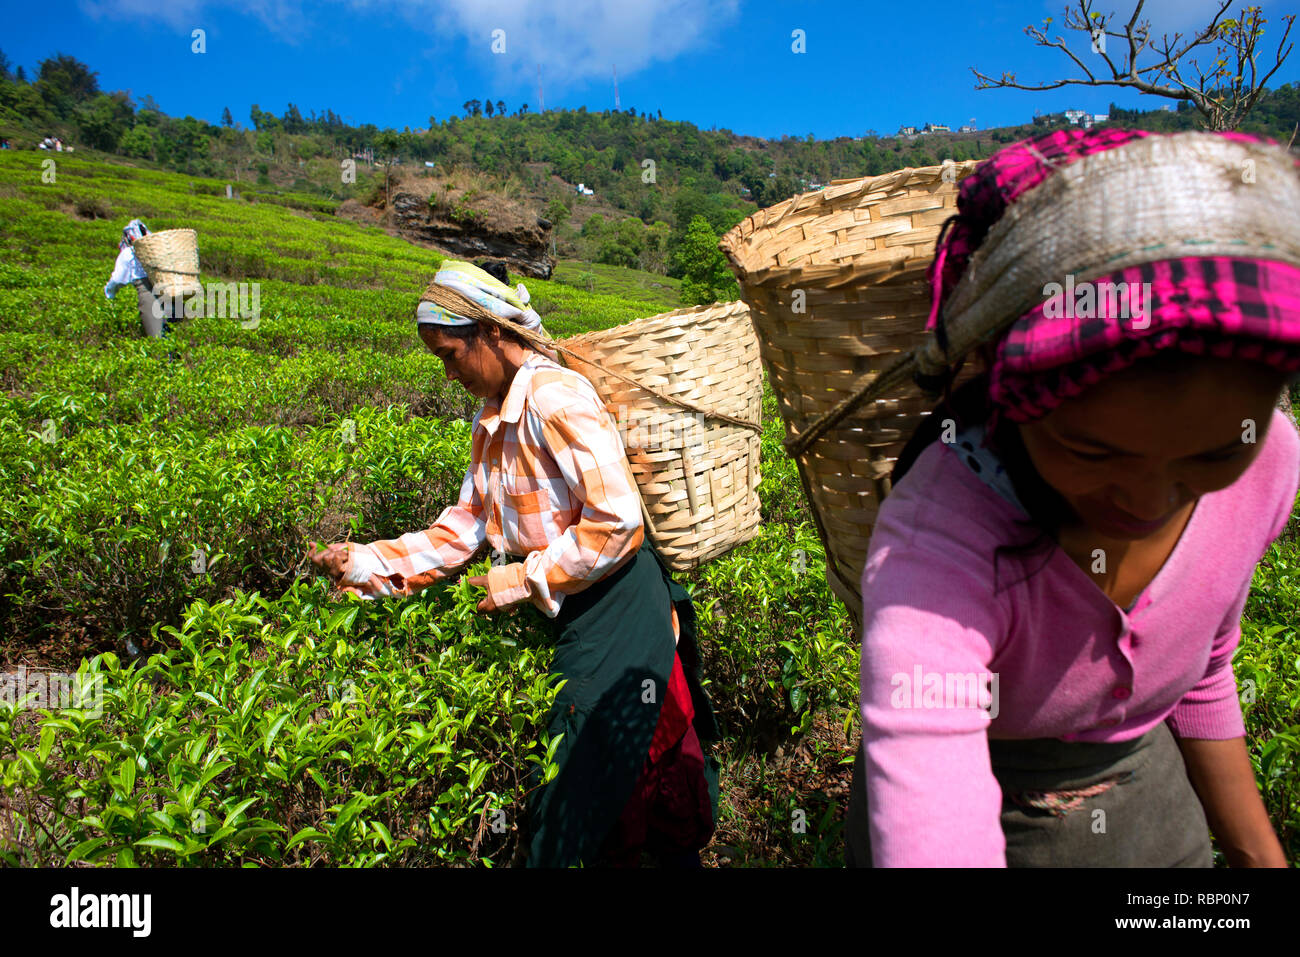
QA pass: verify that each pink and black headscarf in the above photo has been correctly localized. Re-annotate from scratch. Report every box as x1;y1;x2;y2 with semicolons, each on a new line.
922;128;1300;424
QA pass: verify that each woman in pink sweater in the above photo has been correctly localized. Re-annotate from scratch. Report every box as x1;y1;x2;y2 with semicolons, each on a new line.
845;128;1300;867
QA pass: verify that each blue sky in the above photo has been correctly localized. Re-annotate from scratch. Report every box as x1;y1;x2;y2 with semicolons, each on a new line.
6;0;1298;139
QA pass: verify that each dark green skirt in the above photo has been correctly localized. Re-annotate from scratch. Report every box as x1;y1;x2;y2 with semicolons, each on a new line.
523;540;719;867
844;720;1212;867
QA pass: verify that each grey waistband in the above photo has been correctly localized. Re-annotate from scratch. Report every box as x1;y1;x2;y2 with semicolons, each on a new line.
987;724;1161;789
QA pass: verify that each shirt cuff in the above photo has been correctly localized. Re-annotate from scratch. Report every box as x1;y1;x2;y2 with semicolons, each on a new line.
339;543;400;594
486;562;531;609
521;550;565;617
1165;696;1247;740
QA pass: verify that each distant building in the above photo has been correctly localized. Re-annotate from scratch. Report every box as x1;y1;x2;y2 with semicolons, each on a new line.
899;125;916;136
924;123;950;133
1064;109;1109;129
959;125;976;133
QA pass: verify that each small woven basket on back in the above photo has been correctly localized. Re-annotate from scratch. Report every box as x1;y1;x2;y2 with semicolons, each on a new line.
720;162;979;628
131;228;202;299
560;300;764;572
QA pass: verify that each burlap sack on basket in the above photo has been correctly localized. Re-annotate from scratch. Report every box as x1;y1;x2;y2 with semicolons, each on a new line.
418;280;765;572
720;162;979;629
131;228;202;300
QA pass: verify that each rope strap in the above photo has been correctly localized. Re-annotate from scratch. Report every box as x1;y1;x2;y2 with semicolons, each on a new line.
783;350;921;458
558;343;762;433
437;299;763;434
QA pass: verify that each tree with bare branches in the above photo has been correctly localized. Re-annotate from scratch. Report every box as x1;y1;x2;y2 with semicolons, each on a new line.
972;1;1294;131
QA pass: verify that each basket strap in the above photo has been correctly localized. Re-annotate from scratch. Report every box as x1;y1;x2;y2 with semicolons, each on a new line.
468;308;762;433
785;256;1015;457
783;350;920;458
613;436;659;542
558;345;760;433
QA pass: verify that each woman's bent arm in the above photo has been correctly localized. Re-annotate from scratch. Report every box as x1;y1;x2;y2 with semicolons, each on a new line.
1173;734;1287;867
340;466;488;598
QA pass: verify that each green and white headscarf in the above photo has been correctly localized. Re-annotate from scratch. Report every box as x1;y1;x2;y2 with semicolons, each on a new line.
416;260;544;332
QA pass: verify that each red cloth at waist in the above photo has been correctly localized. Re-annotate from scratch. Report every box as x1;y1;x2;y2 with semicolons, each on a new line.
647;649;694;765
595;649;713;865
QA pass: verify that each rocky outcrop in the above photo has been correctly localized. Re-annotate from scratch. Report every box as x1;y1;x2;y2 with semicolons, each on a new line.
337;173;555;280
387;193;554;279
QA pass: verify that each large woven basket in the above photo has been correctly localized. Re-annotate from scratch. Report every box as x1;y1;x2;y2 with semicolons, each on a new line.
720;162;979;628
560;300;764;572
131;228;201;299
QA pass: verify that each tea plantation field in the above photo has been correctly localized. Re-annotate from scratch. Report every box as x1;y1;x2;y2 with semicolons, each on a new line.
0;150;1296;867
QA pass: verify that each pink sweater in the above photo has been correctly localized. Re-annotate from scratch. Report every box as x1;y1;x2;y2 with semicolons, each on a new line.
859;408;1300;867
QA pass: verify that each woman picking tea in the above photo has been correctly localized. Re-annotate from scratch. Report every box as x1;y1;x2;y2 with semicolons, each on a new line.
846;128;1300;867
310;261;717;867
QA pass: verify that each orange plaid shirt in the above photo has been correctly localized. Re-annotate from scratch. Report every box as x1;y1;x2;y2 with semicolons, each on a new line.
338;354;646;617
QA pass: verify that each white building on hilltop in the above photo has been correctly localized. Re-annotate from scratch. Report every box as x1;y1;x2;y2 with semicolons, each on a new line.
1064;110;1110;129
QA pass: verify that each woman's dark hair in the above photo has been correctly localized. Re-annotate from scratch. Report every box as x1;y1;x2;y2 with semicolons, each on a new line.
890;354;1074;592
476;260;511;285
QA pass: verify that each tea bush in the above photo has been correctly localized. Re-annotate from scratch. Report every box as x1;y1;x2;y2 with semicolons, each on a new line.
0;578;563;866
1238;534;1300;860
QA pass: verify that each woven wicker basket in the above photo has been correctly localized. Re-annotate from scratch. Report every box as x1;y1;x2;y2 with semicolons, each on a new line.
720;162;979;627
560;300;764;572
131;228;201;299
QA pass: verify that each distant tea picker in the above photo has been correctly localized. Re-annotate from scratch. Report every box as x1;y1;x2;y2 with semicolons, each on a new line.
103;219;174;339
309;260;719;868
